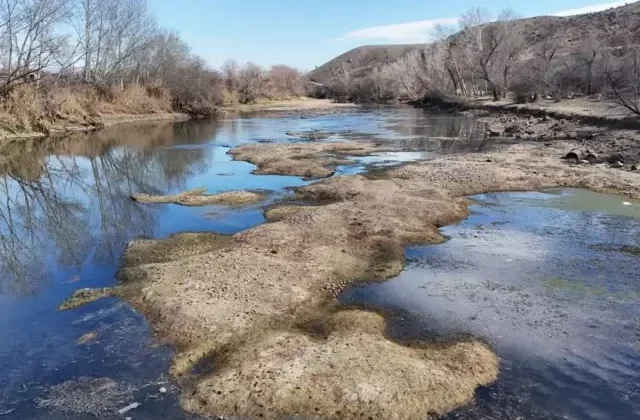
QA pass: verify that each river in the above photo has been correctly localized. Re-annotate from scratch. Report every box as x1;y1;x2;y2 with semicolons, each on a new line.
0;107;638;419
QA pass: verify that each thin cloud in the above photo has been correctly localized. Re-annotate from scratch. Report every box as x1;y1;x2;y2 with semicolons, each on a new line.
551;1;629;16
335;1;629;44
334;17;458;43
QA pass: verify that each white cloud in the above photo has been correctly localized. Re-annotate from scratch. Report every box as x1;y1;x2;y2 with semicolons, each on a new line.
334;1;629;44
551;1;629;17
334;17;458;43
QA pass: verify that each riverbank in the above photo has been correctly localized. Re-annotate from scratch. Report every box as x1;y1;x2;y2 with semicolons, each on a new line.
58;126;640;420
416;95;640;129
0;98;352;144
0;112;192;143
415;95;640;168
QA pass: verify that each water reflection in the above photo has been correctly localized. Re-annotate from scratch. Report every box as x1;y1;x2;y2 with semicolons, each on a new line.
0;120;220;297
341;189;640;420
0;108;498;298
0;107;508;418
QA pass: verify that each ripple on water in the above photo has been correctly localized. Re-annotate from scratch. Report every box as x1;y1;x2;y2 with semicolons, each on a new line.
341;188;640;420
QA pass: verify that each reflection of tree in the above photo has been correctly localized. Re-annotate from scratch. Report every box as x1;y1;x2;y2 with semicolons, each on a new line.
0;119;219;296
390;110;486;139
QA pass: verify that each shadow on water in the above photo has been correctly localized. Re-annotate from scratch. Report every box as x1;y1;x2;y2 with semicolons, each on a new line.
341;188;640;420
0;106;509;419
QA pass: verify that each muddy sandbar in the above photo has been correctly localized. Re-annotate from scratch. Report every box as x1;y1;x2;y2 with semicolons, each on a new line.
131;188;267;206
66;138;640;420
230;141;383;179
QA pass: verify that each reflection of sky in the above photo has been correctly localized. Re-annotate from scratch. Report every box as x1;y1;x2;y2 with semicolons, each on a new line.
370;189;640;355
341;189;640;420
0;107;519;418
0;107;488;312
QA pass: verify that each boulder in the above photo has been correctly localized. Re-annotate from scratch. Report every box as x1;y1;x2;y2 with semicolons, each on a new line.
606;153;626;164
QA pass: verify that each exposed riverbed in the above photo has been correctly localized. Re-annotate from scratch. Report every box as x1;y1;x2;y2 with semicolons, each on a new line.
0;106;638;419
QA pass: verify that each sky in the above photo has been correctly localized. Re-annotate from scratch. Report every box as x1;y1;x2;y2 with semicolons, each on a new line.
148;0;631;71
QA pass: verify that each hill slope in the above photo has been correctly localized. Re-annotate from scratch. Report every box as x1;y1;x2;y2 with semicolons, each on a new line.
308;44;422;84
308;1;640;86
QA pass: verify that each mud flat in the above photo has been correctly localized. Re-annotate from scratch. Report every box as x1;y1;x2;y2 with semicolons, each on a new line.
220;98;357;113
230;141;386;179
61;138;640;420
131;188;268;206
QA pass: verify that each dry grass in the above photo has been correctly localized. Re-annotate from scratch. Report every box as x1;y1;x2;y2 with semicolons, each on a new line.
221;89;240;105
95;85;171;115
60;137;640;419
0;84;172;138
131;188;267;206
230;141;380;179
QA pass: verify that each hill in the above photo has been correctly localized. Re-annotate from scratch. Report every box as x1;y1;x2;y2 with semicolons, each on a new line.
307;1;640;89
308;44;422;84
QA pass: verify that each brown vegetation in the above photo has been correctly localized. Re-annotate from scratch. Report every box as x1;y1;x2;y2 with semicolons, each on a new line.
230;141;382;179
60;136;640;420
131;188;268;206
0;0;306;138
308;2;640;110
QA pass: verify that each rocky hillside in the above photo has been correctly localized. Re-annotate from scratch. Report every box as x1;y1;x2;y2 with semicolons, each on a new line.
308;44;422;84
307;1;640;86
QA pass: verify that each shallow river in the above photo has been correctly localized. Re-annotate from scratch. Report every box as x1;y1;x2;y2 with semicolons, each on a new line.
0;107;638;419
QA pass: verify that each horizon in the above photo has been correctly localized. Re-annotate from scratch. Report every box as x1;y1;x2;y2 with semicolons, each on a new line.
149;0;632;71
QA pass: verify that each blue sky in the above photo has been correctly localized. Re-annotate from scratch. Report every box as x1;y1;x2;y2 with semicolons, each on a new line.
148;0;630;70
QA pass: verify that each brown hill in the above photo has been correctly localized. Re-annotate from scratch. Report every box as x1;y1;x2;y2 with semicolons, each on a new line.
308;44;422;84
307;1;640;86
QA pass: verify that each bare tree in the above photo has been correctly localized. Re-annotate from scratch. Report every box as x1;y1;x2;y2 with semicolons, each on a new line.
267;64;302;97
73;0;157;84
530;39;559;98
220;59;239;92
328;61;351;101
0;0;73;91
237;62;267;104
605;45;640;115
457;8;491;96
386;51;426;99
497;10;525;98
432;24;467;95
576;38;603;95
457;8;523;100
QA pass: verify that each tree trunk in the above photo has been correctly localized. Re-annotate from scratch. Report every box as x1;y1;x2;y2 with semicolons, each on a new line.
446;67;458;94
84;0;92;83
491;84;500;101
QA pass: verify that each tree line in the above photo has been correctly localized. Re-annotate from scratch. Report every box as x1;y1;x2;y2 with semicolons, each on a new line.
318;7;640;115
0;0;304;124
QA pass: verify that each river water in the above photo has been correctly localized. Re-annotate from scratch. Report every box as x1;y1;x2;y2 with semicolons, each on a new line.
0;107;638;419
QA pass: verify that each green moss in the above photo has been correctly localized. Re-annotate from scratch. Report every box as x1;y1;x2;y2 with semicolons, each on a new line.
57;287;115;311
543;277;640;300
543;277;609;296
